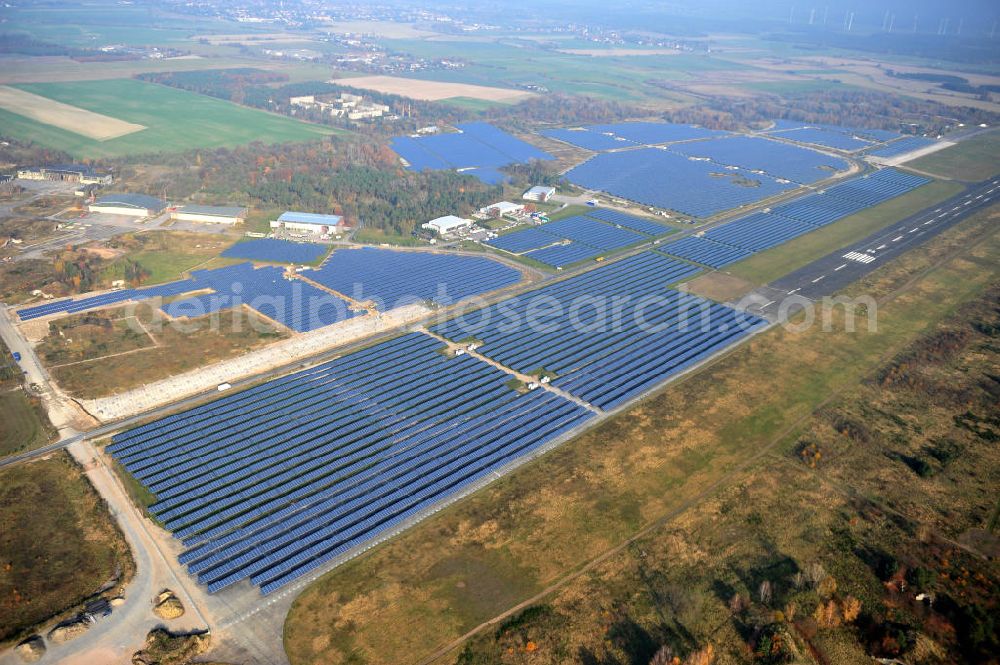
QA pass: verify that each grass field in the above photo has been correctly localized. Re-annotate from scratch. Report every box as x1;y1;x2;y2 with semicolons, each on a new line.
0;337;54;458
0;452;133;644
0;79;335;158
284;203;999;664
48;304;288;399
907;130;1000;182
727;179;964;285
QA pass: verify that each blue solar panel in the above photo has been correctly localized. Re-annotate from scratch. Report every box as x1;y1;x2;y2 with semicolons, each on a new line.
539;216;645;250
308;247;521;308
658;236;753;268
586;122;729;146
222;239;329;264
703;213;816;251
433;251;760;411
523;241;600;267
773;128;873;152
583;208;672;236
866;136;937;158
390;122;552;184
107;332;595;595
540;128;636;151
565;148;797;218
669;136;850;184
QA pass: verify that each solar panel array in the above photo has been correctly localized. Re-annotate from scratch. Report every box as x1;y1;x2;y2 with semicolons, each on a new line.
565;148;797;218
434;252;763;409
583;208;671;236
307;247;521;308
669;136;850;184
221;239;329;264
865;136;937;158
486;214;660;268
542;123;728;150
540;128;635;151
770;127;873;152
765;121;903;144
107;332;595;594
660;168;930;268
16;280;200;321
162;264;360;333
390;122;552;184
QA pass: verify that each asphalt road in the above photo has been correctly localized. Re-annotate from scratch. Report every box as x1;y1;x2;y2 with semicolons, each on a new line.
746;176;1000;318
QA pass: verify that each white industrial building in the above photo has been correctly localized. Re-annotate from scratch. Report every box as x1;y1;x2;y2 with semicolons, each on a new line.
170;205;247;225
270;211;345;234
523;185;556;202
89;193;166;217
478;201;526;218
422;215;473;235
17;164;113;185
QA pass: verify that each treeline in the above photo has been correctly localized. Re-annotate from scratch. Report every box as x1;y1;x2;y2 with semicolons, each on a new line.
887;70;1000;98
486;94;645;129
654;89;1000;135
0;32;93;57
112;140;500;236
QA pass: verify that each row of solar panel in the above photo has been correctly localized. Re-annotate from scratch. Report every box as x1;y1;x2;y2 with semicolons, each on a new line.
566;148;798;218
659;168;931;268
486;213;665;268
865;136;938;158
433;251;765;409
307;247;521;307
540;122;729;150
221;239;329;264
390;122;552;184
108;333;595;594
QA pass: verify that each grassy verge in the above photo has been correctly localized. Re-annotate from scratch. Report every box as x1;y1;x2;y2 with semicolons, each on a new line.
353;228;426;247
284;204;999;665
0;452;134;645
47;304;288;399
907;129;1000;181
727;179;963;285
0;337;55;458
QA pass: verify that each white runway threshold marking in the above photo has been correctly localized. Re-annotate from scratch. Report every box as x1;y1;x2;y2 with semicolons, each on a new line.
843;251;876;264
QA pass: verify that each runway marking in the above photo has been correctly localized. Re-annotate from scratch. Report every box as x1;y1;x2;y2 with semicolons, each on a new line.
834;264;847;271
876;244;887;249
761;300;775;308
909;228;919;233
923;220;933;225
811;275;826;283
787;288;800;295
843;251;875;264
976;195;984;200
892;235;903;242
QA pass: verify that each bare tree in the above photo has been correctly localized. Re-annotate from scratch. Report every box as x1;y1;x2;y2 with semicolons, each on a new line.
758;580;773;605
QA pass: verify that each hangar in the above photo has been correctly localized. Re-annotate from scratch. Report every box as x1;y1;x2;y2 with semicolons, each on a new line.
89;193;166;217
171;205;247;225
270;211;344;235
422;215;473;235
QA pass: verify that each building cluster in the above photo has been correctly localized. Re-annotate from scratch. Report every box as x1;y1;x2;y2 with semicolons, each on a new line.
16;164;113;185
290;93;390;121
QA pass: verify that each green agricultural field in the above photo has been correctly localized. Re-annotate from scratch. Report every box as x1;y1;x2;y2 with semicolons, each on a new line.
0;79;336;158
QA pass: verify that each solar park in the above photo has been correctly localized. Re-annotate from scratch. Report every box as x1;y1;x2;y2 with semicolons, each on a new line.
659;168;930;268
486;209;671;268
390;122;552;184
76;122;939;600
15;248;522;330
106;251;764;595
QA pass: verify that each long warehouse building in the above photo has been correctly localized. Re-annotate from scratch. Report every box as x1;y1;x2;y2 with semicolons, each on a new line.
89;193;166;218
171;205;247;225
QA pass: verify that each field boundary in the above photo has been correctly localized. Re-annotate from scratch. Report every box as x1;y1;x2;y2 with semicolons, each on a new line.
0;85;146;140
